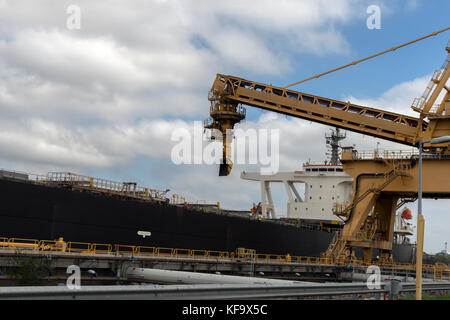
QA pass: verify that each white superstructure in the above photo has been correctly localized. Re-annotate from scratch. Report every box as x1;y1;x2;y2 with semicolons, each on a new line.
241;163;415;239
241;163;352;223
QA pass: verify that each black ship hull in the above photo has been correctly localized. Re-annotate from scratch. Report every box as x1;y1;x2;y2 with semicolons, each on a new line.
0;177;415;263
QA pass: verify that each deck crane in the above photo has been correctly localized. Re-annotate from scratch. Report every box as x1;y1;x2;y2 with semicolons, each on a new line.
204;38;450;263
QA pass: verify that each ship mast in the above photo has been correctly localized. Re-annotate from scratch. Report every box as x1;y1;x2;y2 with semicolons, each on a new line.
325;128;346;165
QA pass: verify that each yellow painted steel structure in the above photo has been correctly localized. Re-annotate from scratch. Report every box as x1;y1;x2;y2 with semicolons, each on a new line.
1;236;449;281
204;41;450;263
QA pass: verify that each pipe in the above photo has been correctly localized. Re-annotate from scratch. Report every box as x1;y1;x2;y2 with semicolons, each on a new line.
124;267;307;285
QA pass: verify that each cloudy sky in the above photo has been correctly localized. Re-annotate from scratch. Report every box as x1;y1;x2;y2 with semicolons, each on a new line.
0;0;449;253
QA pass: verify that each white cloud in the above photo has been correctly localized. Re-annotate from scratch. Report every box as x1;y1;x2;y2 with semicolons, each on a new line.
0;118;112;167
345;74;432;117
2;1;447;252
0;0;362;123
0;0;370;169
0;117;195;169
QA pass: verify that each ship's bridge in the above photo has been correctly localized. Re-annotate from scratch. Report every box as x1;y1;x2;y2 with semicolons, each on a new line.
301;164;345;174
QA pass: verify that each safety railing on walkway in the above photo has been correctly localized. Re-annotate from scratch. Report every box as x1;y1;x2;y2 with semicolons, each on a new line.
1;169;171;203
46;172;169;202
349;149;419;160
1;236;449;280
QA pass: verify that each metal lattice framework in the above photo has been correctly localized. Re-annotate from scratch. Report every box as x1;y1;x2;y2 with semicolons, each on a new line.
204;42;450;263
208;74;428;145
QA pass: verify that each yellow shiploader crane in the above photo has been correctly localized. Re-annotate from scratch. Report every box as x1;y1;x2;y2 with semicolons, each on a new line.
204;36;450;263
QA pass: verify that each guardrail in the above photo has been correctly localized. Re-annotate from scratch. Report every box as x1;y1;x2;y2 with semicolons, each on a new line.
0;169;170;202
1;236;449;280
0;281;449;300
352;149;418;160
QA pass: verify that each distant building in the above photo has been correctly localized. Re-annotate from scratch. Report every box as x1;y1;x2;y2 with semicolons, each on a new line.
436;250;450;256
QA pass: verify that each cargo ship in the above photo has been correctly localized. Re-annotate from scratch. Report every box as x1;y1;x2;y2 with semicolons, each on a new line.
0;130;416;263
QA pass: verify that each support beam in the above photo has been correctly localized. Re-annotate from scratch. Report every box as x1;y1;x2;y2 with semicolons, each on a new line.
265;181;276;219
288;181;303;202
284;181;294;203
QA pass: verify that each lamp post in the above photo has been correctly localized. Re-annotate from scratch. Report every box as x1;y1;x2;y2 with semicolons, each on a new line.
416;136;450;300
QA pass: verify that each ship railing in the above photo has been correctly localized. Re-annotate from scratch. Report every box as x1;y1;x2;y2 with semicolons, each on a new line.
302;161;343;166
28;173;50;185
3;169;169;202
45;172;168;201
171;194;186;205
350;149;419;160
295;222;339;233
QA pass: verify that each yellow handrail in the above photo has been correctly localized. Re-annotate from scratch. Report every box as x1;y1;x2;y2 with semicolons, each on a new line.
90;243;113;254
135;246;156;256
67;241;91;253
7;238;40;250
0;237;8;248
157;247;174;257
191;249;209;258
174;248;191;257
1;235;449;274
208;250;229;259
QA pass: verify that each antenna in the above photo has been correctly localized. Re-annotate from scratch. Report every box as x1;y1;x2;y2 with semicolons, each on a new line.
325;128;346;165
